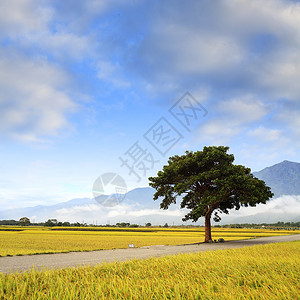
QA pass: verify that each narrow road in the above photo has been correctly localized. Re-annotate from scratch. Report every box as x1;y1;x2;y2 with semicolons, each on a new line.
0;235;299;274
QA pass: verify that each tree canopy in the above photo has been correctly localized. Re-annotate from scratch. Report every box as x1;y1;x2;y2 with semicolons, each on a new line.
19;217;30;226
149;146;273;242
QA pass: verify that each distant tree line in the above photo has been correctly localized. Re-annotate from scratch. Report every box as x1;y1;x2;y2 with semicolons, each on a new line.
214;221;300;229
0;218;152;228
0;218;82;227
0;218;299;228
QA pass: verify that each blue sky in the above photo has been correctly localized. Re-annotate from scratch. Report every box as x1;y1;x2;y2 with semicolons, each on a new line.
1;0;300;210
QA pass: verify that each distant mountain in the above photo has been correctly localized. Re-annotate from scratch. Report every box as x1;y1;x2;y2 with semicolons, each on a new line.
94;187;160;209
0;161;299;225
125;187;159;207
253;160;300;197
0;188;166;224
0;198;94;221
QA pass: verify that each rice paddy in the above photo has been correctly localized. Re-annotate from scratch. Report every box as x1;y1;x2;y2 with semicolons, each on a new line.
0;241;299;299
0;226;299;256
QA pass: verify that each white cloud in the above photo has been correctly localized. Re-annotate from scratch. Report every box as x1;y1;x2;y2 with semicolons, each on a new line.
227;195;300;218
0;52;76;141
196;120;240;144
248;126;283;143
218;0;300;38
276;107;300;140
219;96;268;124
97;60;131;88
84;0;121;15
195;96;269;144
108;208;183;218
32;31;92;60
126;208;183;218
57;204;102;215
0;0;94;61
16;195;300;224
0;0;50;37
256;52;300;100
133;0;300;100
147;24;243;75
207;194;300;224
55;203;185;224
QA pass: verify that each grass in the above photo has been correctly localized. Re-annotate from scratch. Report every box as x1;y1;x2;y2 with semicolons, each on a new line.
0;226;299;257
0;241;299;299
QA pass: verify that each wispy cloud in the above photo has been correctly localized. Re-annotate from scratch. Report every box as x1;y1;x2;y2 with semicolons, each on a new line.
26;195;300;224
0;0;50;37
0;51;75;142
248;127;283;143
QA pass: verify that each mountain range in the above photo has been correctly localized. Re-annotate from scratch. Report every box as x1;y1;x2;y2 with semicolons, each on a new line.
253;160;300;197
1;161;299;225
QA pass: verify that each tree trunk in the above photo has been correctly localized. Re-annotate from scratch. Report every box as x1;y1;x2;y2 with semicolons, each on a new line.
204;213;212;243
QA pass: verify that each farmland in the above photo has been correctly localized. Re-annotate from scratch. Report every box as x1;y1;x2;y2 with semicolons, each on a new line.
0;226;299;256
0;241;299;299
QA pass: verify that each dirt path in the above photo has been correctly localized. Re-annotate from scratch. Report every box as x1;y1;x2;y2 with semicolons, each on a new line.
0;235;299;274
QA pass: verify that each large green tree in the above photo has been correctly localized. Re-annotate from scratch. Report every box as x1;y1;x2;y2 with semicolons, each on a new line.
149;146;273;242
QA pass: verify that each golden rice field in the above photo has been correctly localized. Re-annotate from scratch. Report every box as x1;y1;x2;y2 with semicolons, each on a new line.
0;226;299;256
0;241;299;299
